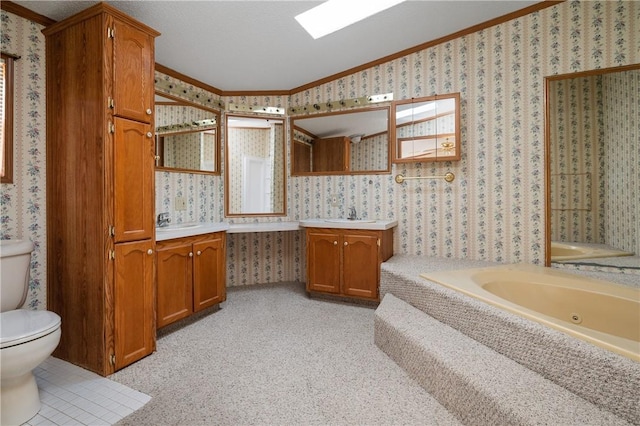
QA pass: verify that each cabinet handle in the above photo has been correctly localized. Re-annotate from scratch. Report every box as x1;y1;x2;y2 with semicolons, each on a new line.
344;241;348;246
196;250;202;256
333;241;337;245
146;108;152;115
147;249;153;255
147;132;152;138
189;252;193;257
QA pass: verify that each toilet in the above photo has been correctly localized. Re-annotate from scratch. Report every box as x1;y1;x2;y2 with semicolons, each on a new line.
1;239;61;425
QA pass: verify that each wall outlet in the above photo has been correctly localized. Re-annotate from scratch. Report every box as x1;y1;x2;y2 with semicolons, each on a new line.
330;194;339;207
175;196;187;211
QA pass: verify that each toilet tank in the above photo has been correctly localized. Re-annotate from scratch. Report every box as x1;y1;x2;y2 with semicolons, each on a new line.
0;239;34;312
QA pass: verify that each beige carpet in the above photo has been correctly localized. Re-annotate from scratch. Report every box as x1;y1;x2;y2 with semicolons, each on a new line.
110;282;460;425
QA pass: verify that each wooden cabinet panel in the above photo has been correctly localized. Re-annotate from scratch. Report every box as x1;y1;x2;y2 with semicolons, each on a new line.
313;137;350;172
112;18;154;123
156;241;193;328
114;240;155;370
193;234;226;311
306;228;393;301
156;233;226;328
342;232;379;299
307;230;342;294
114;117;154;242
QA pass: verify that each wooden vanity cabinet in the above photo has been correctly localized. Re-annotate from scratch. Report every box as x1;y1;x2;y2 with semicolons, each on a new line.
44;3;159;375
306;228;393;301
156;233;226;329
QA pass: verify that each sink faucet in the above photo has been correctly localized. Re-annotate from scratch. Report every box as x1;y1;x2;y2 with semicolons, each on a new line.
157;212;171;227
348;206;357;220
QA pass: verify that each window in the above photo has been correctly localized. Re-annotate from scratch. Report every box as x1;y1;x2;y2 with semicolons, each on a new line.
1;53;15;184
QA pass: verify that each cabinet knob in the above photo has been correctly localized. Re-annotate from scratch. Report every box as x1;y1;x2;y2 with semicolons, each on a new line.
189;252;193;257
333;241;337;245
147;132;153;138
146;108;152;115
197;250;202;256
147;249;153;255
154;155;160;161
344;241;348;246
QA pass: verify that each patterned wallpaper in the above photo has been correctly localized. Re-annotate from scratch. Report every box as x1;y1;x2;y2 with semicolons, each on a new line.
0;11;46;309
549;76;604;244
2;1;639;308
350;133;388;171
602;71;639;254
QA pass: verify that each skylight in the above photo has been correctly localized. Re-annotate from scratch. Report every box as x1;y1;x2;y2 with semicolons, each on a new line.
295;0;407;39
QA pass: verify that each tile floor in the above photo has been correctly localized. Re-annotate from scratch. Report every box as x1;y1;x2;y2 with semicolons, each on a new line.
22;357;150;426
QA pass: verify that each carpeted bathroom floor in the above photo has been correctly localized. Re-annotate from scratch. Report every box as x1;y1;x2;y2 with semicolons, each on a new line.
110;282;460;425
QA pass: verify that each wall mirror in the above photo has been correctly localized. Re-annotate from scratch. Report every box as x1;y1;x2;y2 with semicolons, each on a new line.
154;93;221;175
545;65;639;272
392;93;460;163
225;114;286;216
291;106;391;175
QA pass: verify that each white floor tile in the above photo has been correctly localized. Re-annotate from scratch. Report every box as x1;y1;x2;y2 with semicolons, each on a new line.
22;357;151;426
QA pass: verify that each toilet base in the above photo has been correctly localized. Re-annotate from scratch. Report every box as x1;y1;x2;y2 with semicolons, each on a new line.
1;371;41;425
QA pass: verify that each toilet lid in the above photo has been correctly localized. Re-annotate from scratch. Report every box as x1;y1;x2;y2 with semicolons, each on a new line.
0;309;61;349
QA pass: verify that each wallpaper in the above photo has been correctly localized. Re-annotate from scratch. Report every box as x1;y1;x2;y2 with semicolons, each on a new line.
549;76;604;244
350;133;388;171
602;71;639;254
0;11;46;309
2;1;639;308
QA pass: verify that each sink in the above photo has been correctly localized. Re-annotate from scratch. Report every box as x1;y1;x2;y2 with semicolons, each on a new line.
324;219;376;224
156;223;203;232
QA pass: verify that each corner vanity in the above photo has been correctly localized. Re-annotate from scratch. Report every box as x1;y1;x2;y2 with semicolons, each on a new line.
155;223;229;328
300;219;397;301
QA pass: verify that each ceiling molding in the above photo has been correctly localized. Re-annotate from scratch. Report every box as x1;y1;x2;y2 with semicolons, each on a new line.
289;0;564;94
1;1;55;27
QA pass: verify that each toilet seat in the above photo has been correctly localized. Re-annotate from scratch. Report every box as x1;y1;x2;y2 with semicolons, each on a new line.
0;310;61;349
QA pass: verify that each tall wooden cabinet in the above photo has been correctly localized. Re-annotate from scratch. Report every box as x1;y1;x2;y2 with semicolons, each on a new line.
44;3;160;376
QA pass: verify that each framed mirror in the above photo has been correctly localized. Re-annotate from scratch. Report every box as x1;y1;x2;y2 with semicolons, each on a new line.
225;114;286;216
291;107;391;175
155;93;221;175
392;93;460;163
545;65;640;271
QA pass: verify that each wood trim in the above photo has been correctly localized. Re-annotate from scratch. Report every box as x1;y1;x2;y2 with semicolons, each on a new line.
290;1;563;94
0;1;56;27
155;63;223;96
42;2;159;37
222;89;291;97
1;53;14;183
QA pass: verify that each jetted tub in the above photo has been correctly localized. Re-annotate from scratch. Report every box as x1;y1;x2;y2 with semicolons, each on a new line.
551;241;634;262
421;264;640;362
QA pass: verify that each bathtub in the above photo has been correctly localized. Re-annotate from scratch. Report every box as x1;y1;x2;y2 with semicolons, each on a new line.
551;241;634;262
421;264;640;362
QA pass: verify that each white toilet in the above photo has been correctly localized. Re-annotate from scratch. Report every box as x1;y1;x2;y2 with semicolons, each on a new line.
1;239;61;425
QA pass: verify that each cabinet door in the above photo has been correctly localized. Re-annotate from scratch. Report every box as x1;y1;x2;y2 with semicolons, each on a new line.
112;18;154;123
156;242;193;328
114;117;154;242
307;230;341;294
193;233;226;312
114;239;155;370
342;231;380;299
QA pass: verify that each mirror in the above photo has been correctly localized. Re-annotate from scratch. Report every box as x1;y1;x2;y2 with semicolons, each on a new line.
546;66;640;271
225;114;286;216
155;93;220;175
291;107;390;175
392;93;460;163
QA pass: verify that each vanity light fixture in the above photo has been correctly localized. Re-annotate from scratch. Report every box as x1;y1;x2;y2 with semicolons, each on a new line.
295;0;407;39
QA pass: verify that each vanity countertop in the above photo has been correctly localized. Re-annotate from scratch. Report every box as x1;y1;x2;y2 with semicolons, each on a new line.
299;219;398;230
227;222;300;233
156;222;230;241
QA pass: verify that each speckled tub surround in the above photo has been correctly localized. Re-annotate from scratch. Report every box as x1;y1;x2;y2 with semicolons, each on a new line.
377;255;640;425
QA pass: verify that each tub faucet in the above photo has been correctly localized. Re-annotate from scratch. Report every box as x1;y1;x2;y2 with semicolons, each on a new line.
348;206;357;220
157;212;171;227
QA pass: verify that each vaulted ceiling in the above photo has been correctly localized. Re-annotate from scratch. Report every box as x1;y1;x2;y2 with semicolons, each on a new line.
12;1;541;92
